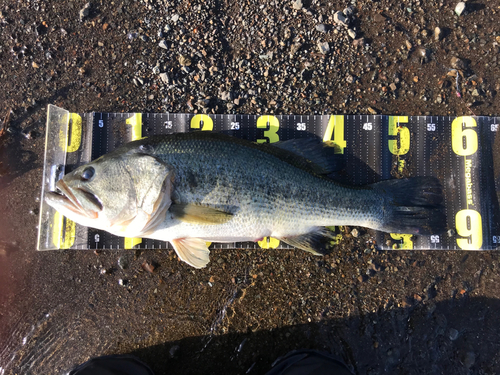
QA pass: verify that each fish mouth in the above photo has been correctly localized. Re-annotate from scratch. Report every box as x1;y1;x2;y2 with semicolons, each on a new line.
46;180;102;219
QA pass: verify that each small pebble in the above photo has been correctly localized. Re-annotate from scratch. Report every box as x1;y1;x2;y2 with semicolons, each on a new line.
290;42;302;56
351;228;359;237
449;328;459;340
158;40;169;50
118;256;129;270
353;38;365;47
179;55;192;66
434;27;442;41
317;41;330;54
316;24;328;33
292;0;303;10
334;11;348;27
159;73;170;84
141;262;156;273
373;13;386;23
455;2;466;16
79;2;91;21
343;6;354;17
450;56;466;70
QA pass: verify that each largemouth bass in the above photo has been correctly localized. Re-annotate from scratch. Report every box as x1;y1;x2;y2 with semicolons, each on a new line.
46;132;446;268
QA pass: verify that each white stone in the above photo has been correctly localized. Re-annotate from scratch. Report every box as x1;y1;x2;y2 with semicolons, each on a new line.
334;11;348;27
455;2;466;16
317;41;330;54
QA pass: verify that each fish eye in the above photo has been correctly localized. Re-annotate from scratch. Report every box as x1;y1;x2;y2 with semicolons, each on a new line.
81;167;95;181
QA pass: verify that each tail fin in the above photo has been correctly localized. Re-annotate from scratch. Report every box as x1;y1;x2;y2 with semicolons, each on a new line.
371;177;447;235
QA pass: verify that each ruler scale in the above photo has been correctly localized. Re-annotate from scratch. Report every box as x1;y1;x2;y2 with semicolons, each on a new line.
37;105;500;252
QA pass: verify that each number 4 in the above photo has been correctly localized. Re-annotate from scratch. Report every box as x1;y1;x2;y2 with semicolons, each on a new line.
323;115;346;154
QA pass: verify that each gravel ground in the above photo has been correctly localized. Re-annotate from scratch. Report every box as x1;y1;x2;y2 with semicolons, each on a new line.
1;0;500;374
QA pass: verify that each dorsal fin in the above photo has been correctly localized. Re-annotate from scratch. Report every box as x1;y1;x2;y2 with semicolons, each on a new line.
131;132;345;178
273;138;345;175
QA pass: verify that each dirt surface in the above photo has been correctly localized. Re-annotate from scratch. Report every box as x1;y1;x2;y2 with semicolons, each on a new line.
1;0;500;374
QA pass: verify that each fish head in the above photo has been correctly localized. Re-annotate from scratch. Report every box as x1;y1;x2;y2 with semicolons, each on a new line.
46;147;173;237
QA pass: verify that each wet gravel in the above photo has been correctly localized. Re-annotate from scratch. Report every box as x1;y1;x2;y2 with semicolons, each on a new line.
1;0;500;374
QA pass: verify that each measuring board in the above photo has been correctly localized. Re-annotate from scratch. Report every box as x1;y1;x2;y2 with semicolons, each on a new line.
37;105;500;252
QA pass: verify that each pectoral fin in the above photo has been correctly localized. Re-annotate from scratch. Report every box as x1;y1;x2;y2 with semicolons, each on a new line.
171;238;210;269
170;204;233;224
280;228;336;256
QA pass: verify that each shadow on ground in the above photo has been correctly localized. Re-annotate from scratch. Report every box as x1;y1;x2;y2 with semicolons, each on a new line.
128;296;499;375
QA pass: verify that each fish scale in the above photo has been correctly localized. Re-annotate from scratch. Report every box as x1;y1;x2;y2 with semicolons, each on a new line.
147;133;382;242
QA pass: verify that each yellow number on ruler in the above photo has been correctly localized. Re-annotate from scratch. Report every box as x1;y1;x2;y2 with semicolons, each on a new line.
124;237;142;248
390;233;414;249
58;113;83;152
125;113;143;140
388;116;410;155
256;115;280;143
388;117;413;242
124;113;144;248
191;114;214;131
451;116;477;156
323;115;346;154
53;211;76;249
53;113;82;248
258;237;281;249
256;115;280;247
455;209;483;249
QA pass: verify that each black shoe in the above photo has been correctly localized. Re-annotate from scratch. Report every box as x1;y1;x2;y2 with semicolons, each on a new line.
69;354;155;375
264;349;353;375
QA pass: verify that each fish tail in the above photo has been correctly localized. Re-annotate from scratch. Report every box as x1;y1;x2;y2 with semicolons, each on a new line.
371;176;447;235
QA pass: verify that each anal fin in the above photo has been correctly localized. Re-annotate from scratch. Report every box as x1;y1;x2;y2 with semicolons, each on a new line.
170;204;233;224
281;228;336;256
171;238;210;269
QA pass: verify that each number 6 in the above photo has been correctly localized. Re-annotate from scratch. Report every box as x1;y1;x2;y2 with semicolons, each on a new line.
451;117;477;156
